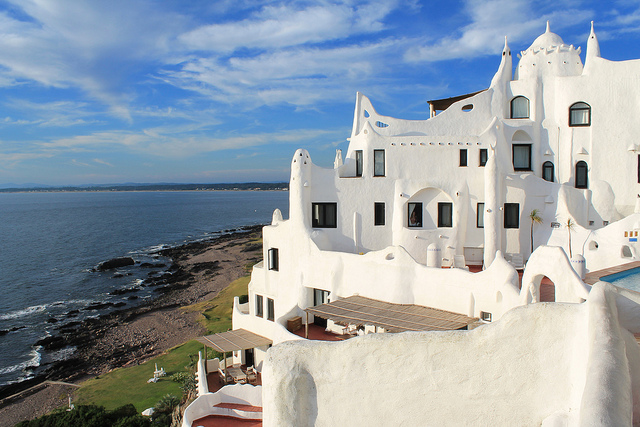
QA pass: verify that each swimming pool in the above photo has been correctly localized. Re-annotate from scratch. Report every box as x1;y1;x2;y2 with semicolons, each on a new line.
601;267;640;292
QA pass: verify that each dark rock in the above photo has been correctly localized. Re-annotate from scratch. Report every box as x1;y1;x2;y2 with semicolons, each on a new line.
46;318;58;324
139;262;166;268
109;287;140;296
95;257;135;271
127;295;139;300
0;326;26;336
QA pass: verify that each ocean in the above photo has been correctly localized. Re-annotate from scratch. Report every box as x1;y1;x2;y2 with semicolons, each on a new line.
0;190;288;387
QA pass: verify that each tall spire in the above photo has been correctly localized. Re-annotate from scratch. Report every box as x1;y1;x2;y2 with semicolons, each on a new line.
490;36;512;88
545;20;550;33
584;21;601;74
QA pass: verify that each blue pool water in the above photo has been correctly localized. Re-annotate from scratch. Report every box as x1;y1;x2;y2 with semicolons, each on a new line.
601;267;640;292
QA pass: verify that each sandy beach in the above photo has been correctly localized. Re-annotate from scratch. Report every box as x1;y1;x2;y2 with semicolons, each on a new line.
0;226;263;426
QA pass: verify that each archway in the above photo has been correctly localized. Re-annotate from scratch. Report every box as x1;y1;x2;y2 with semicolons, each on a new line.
539;276;555;302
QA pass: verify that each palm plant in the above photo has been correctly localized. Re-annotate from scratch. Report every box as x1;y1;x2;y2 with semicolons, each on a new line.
529;209;543;253
566;218;576;258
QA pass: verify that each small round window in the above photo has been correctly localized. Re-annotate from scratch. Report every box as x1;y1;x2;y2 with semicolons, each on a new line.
462;104;473;112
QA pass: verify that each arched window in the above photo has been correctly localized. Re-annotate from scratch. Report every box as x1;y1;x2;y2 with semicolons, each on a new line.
510;96;530;119
575;161;588;188
542;161;554;182
569;102;591;126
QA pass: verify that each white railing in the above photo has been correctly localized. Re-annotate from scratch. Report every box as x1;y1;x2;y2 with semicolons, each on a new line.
182;384;262;427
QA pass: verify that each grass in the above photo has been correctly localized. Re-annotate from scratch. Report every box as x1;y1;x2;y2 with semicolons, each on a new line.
74;275;251;412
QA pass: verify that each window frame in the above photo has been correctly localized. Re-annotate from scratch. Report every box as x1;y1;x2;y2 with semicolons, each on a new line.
459;149;468;167
575;161;588;189
438;202;453;228
479;149;488;167
373;149;385;177
408;202;423;228
267;298;275;321
569;102;591;127
510;96;530;119
542;161;554;182
355;150;363;177
504;203;520;229
512;144;532;171
312;202;337;228
255;294;263;318
477;202;484;228
268;248;279;271
374;202;385;226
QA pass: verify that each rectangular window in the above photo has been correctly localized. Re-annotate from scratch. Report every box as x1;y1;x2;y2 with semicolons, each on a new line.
459;149;467;167
267;298;274;321
314;288;330;306
255;295;263;318
481;311;492;322
268;248;279;271
312;203;337;228
477;202;484;228
479;149;488;167
355;150;363;177
512;144;532;171
374;149;385;176
374;202;385;226
438;202;453;228
504;203;520;229
408;202;422;227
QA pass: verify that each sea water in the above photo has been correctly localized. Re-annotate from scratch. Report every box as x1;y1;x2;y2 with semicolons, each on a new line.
0;190;288;387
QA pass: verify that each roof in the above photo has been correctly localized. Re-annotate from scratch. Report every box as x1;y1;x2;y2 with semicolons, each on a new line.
196;328;272;353
427;89;486;112
305;295;477;333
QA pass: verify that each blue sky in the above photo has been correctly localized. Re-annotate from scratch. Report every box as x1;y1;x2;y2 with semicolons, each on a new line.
0;0;638;186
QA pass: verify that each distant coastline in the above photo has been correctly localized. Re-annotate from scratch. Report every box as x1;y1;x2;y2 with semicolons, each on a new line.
0;182;288;193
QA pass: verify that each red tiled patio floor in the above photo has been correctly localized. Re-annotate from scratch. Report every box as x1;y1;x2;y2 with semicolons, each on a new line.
206;370;261;392
292;322;352;341
214;403;262;412
191;415;262;427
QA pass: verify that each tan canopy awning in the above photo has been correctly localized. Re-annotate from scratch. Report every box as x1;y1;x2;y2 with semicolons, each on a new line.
305;295;477;333
196;328;272;353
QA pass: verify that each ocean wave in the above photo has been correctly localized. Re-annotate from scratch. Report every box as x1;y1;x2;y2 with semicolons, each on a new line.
0;305;47;321
0;346;42;375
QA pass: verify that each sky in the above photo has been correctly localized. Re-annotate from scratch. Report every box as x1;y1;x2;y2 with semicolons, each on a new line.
1;0;639;186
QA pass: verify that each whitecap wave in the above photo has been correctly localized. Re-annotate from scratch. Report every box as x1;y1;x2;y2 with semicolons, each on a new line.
0;305;47;321
0;346;42;375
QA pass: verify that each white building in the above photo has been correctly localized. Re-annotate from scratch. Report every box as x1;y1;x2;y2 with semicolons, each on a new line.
187;23;640;426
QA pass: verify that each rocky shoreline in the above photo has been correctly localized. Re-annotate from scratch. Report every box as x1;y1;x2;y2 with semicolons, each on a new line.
0;225;263;424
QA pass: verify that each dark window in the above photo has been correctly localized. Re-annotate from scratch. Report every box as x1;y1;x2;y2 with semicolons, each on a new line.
374;202;385;226
438;202;453;228
267;298;274;321
312;203;337;228
459;149;467;167
477;202;484;228
510;96;530;119
268;248;279;271
576;161;588;189
479;149;488;167
504;203;520;229
542;161;554;182
512;144;532;171
569;102;591;127
408;202;422;227
314;288;329;306
481;311;492;322
374;150;385;176
355;150;363;177
255;295;263;318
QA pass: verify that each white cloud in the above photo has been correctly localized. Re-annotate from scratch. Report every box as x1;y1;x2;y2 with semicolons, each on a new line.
45;127;342;158
405;0;593;62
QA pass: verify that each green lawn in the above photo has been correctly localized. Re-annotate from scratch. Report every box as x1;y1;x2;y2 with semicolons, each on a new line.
74;275;251;412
